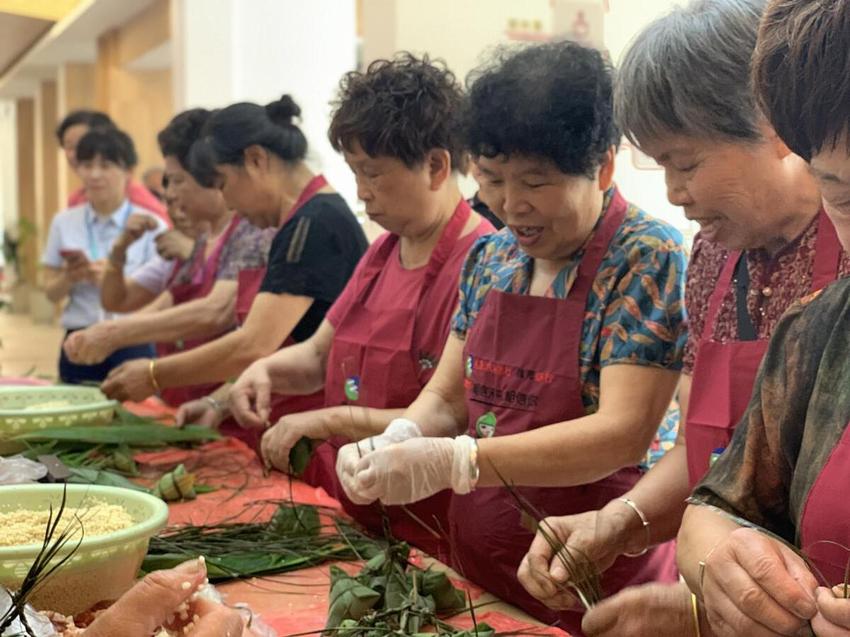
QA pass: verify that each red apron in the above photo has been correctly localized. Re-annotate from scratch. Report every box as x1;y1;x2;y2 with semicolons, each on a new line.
157;215;242;407
686;211;841;486
449;190;677;635
304;200;475;562
800;424;850;585
223;175;329;447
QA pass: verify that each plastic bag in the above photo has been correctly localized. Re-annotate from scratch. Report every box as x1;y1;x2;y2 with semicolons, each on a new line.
0;455;47;485
196;583;277;637
0;591;56;636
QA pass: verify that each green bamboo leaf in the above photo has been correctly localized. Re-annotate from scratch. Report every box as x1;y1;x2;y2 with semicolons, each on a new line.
14;424;220;446
67;467;151;493
289;436;313;476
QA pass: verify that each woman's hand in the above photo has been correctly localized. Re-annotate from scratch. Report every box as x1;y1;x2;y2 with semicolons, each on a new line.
156;230;196;261
700;527;818;637
811;585;850;636
582;582;697;637
101;358;156;402
518;500;652;609
63;323;119;365
83;559;245;637
176;398;226;428
116;214;159;250
230;360;274;429
261;409;336;473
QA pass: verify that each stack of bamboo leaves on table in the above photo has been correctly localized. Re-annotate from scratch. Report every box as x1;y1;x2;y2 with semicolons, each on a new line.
142;502;384;580
11;407;220;500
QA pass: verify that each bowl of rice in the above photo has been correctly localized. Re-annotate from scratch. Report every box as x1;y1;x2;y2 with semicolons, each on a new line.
0;484;168;615
0;385;117;453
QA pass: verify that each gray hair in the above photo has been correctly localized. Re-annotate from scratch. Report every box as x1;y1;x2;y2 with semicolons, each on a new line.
615;0;766;148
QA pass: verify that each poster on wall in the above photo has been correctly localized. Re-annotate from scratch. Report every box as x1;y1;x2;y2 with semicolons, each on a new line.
551;0;606;51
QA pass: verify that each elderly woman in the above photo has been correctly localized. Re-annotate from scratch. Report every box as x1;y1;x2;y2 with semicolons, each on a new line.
64;109;271;407
678;2;850;636
42;127;168;384
335;41;688;634
226;54;493;561
516;1;848;635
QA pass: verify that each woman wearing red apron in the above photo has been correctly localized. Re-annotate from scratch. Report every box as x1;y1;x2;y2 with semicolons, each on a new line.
101;97;367;443
678;2;850;636
63;109;269;407
514;3;849;634
228;55;493;560
336;43;689;635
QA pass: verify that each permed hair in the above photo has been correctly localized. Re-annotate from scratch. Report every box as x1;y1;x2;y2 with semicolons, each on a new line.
465;41;619;178
55;110;114;144
328;52;466;171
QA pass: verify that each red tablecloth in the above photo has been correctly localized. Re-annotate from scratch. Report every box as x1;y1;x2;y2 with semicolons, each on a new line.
127;400;568;636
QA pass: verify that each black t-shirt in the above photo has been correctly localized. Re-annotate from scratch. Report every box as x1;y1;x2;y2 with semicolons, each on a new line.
260;193;368;342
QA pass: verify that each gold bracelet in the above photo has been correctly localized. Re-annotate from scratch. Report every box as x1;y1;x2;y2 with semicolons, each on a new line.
698;541;722;594
691;592;701;637
148;359;161;393
618;497;651;557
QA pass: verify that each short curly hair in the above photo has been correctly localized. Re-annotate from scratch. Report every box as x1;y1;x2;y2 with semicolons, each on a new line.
465;41;619;178
328;53;466;170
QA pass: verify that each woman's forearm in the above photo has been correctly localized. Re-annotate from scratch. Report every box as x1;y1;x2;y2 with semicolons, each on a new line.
101;247;131;311
265;340;329;396
329;406;405;440
104;291;234;350
677;504;743;594
404;386;468;437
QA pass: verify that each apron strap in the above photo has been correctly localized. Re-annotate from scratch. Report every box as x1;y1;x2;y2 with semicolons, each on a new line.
279;174;328;227
423;198;472;289
569;188;628;302
701;249;741;341
811;208;843;291
195;213;242;285
733;254;758;342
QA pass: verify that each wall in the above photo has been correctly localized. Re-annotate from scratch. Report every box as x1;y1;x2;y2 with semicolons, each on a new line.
57;62;96;202
172;0;358;209
0;100;17;243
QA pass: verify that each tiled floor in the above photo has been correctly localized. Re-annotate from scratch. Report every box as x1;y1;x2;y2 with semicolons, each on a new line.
0;310;63;379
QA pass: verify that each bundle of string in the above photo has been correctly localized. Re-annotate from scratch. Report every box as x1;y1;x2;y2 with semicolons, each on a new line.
494;466;603;610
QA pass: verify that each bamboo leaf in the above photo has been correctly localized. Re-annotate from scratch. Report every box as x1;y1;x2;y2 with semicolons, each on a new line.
13;424;220;446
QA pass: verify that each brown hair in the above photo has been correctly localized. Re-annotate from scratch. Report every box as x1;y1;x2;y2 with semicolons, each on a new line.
328;52;466;171
753;0;850;161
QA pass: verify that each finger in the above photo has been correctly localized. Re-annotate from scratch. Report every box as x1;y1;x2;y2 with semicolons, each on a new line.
255;381;271;426
518;550;558;601
85;559;206;637
705;568;802;637
175;406;189;427
812;611;849;637
581;597;620;636
731;540;817;620
817;586;850;628
259;430;276;472
231;388;261;429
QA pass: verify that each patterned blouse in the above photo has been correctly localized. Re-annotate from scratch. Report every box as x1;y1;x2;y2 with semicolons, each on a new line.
691;277;850;550
170;218;274;286
682;214;850;373
452;187;688;468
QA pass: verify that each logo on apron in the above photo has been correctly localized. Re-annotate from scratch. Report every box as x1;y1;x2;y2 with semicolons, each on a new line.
344;376;361;402
466;355;474;379
418;352;438;371
475;411;497;438
710;447;725;466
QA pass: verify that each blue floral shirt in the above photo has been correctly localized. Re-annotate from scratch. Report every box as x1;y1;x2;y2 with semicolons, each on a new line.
452;187;687;468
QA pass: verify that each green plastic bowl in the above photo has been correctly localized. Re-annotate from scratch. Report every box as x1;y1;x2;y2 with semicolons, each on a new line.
0;385;117;453
0;484;168;614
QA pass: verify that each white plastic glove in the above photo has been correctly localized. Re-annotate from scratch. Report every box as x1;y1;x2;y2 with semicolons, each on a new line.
339;435;478;506
336;418;422;504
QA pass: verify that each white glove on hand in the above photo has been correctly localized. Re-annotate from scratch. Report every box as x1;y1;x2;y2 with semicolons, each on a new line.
338;435;478;506
336;418;422;504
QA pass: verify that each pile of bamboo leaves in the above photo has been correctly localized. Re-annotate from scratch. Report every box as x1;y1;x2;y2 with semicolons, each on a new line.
142;502;383;581
321;541;496;637
10;407;220;497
